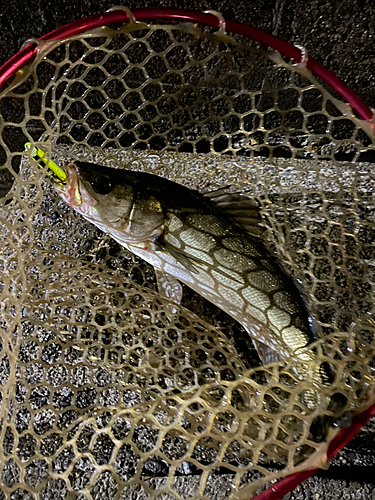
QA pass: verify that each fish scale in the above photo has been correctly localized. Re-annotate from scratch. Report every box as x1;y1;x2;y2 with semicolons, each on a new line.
54;161;318;366
164;212;314;361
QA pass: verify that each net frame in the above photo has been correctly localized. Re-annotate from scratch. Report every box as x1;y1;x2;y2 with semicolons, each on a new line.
0;7;373;123
0;7;375;500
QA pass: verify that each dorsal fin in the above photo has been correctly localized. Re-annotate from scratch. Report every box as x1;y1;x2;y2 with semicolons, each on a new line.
203;187;265;236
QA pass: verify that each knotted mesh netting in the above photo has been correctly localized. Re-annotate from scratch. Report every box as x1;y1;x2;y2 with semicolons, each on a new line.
0;16;375;500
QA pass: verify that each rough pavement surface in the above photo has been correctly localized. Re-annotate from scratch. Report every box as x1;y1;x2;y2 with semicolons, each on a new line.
0;1;375;499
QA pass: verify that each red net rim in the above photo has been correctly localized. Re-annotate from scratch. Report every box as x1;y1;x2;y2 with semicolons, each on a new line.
0;7;374;499
0;7;373;121
252;402;375;500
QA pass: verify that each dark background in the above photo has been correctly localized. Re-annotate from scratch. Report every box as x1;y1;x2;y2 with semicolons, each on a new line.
1;1;375;498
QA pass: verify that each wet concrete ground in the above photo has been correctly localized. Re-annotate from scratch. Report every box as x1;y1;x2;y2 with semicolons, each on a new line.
1;1;375;498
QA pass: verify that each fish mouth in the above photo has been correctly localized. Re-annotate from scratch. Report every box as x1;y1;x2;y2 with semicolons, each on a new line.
54;163;96;213
67;164;84;207
53;164;79;207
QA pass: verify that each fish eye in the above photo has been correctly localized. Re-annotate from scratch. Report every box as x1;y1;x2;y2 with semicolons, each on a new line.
92;175;113;195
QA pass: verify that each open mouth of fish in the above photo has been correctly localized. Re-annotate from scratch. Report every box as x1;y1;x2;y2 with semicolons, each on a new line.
54;164;101;222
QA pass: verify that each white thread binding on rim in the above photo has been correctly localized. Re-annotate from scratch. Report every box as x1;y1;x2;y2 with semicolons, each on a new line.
294;43;309;69
105;6;139;28
20;37;42;52
202;10;233;43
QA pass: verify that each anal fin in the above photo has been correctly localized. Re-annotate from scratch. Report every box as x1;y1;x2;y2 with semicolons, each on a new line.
252;339;282;366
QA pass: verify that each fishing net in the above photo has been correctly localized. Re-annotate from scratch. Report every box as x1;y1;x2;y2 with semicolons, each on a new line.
1;9;375;500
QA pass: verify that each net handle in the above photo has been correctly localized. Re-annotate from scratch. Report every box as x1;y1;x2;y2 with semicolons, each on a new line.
0;7;373;121
252;401;375;500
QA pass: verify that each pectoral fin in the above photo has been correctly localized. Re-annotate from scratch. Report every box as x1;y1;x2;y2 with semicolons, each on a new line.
155;269;183;304
153;238;203;274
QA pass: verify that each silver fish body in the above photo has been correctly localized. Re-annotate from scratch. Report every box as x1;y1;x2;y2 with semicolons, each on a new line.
55;161;317;365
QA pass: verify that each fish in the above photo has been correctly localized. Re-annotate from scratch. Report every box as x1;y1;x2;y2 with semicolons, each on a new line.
53;161;318;366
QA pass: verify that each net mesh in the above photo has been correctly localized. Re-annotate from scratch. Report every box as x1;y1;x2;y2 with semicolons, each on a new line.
0;19;375;500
